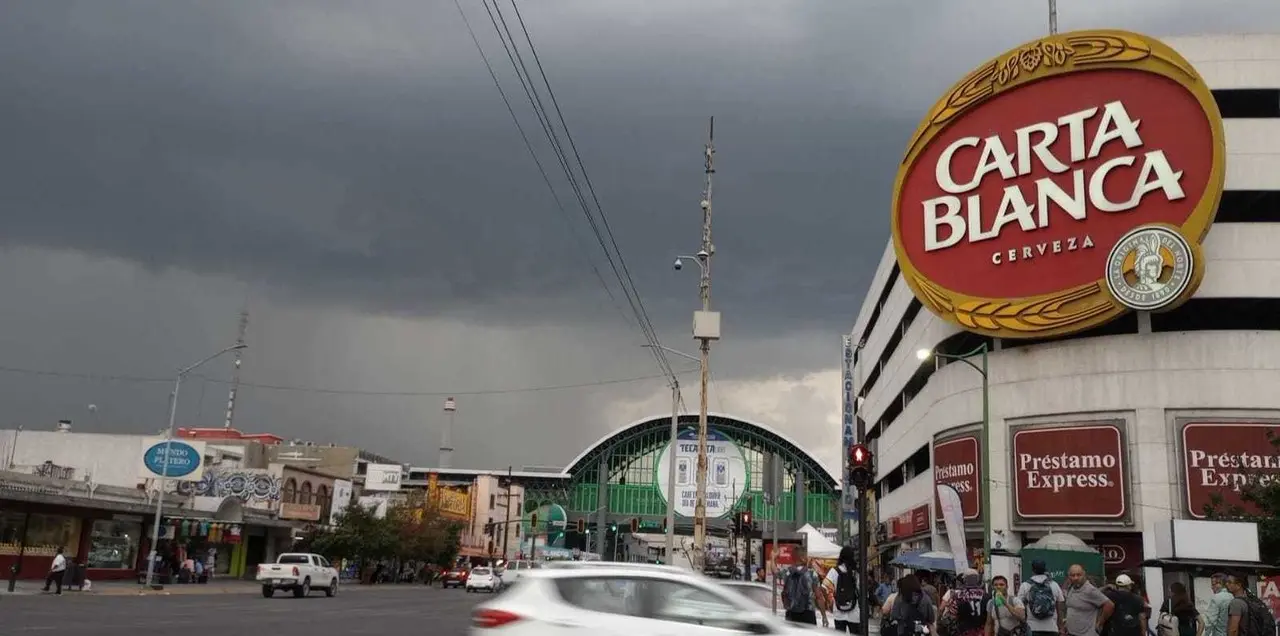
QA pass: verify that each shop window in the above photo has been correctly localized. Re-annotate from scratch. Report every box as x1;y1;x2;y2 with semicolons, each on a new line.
2;513;82;557
300;481;313;505
87;519;142;569
283;478;297;504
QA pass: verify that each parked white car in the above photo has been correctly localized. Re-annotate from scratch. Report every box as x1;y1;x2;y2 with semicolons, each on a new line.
256;553;339;598
470;564;810;634
466;566;501;593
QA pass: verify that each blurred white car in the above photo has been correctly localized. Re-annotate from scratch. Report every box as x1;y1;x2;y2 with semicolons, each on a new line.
466;566;501;593
720;581;778;615
470;564;811;634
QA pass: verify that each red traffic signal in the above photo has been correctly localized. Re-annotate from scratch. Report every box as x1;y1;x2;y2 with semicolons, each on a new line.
849;443;871;467
742;510;751;525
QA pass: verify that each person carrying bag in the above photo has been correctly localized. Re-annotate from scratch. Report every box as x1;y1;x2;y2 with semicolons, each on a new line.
987;575;1028;636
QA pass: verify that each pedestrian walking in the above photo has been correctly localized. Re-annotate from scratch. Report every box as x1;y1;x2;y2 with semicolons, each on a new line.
1064;565;1115;636
42;547;67;595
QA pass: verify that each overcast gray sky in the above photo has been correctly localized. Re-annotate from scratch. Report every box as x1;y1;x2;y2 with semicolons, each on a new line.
0;0;1275;473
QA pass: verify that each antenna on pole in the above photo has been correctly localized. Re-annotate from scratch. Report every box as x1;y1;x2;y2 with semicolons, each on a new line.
1048;0;1058;35
691;116;719;572
222;297;250;430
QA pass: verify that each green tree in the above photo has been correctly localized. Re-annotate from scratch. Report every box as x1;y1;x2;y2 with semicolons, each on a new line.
301;502;397;565
387;503;463;568
1202;431;1280;564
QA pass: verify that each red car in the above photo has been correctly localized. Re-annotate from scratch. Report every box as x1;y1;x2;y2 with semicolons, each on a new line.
439;568;469;589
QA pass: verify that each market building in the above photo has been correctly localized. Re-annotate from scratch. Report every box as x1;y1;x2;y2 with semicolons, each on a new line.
850;31;1279;582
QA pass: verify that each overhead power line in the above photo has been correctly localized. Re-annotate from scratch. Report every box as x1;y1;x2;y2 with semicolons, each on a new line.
0;364;696;397
460;0;681;387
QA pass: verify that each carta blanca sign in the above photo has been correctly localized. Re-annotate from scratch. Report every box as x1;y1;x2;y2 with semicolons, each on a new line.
1011;422;1127;520
138;438;206;481
1180;421;1280;519
891;30;1226;339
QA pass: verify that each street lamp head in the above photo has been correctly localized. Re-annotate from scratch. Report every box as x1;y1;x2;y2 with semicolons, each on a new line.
696;249;709;261
916;348;933;361
231;343;248;351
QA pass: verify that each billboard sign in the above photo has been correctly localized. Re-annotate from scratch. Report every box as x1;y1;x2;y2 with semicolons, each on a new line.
1011;422;1127;519
1181;421;1280;518
655;427;749;519
891;30;1226;338
330;479;353;525
139;438;206;481
933;435;981;521
363;463;402;492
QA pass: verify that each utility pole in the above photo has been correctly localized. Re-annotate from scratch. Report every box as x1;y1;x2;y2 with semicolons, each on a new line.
691;116;719;571
1048;0;1058;34
502;466;514;559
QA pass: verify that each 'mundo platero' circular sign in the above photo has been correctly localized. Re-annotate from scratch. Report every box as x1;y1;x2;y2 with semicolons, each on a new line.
143;440;201;478
891;30;1226;338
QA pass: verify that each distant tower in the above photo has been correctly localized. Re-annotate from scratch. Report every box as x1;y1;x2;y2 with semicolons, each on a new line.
439;397;456;469
223;305;249;430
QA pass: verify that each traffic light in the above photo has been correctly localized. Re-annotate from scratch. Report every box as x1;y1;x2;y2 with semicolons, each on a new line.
609;521;617;533
530;512;538;530
848;443;874;489
741;509;752;533
661;516;667;532
576;518;585;533
630;518;639;533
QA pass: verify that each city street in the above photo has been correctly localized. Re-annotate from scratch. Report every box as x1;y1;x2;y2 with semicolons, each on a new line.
3;584;484;635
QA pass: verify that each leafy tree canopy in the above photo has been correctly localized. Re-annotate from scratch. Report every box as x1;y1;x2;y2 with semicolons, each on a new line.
1203;431;1280;564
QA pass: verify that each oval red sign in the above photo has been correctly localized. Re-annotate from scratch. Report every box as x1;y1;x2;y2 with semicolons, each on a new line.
891;31;1226;339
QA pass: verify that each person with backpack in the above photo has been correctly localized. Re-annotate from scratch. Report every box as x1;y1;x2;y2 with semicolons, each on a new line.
823;546;862;633
1224;573;1274;636
947;569;992;636
1104;574;1150;636
882;574;939;636
986;575;1027;636
1018;560;1067;636
780;549;827;626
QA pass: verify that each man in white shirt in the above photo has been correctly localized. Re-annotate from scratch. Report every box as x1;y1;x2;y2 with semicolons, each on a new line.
43;547;67;595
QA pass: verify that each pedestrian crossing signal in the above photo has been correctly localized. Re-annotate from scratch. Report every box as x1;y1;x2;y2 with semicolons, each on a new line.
848;443;874;489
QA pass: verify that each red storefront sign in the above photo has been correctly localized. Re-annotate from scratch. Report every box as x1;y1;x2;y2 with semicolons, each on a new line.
1011;423;1127;519
934;435;981;522
1181;422;1280;519
888;505;931;541
1084;532;1144;573
1257;575;1280;623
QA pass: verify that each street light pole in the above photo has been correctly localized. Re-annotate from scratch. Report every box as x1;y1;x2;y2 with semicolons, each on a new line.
642;344;699;565
690;118;718;570
143;343;247;589
917;343;990;575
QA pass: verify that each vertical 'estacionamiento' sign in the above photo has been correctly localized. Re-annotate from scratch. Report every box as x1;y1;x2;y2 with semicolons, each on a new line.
891;30;1226;339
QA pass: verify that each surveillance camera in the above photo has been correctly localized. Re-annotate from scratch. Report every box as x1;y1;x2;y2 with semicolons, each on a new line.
700;200;710;210
696;250;709;261
673;258;683;271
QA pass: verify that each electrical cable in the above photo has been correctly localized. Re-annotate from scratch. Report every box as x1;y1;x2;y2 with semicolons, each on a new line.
0;363;697;397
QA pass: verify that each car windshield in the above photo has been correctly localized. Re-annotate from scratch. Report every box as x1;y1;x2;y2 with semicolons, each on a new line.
277;555;309;564
472;568;491;575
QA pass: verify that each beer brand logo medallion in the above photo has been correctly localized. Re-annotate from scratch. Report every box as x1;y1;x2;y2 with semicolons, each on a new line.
1105;224;1195;311
890;30;1226;338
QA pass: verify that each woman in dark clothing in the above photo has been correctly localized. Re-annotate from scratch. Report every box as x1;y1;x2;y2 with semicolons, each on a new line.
1162;582;1201;636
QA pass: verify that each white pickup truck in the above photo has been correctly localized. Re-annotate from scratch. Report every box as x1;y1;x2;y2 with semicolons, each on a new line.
256;553;339;598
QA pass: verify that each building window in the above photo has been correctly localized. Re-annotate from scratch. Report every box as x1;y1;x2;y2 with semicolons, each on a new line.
317;485;332;521
87;519;142;570
0;511;81;557
300;481;313;505
489;494;496;509
283;478;298;504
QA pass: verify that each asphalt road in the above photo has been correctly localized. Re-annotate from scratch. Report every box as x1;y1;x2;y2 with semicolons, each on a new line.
3;585;485;635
